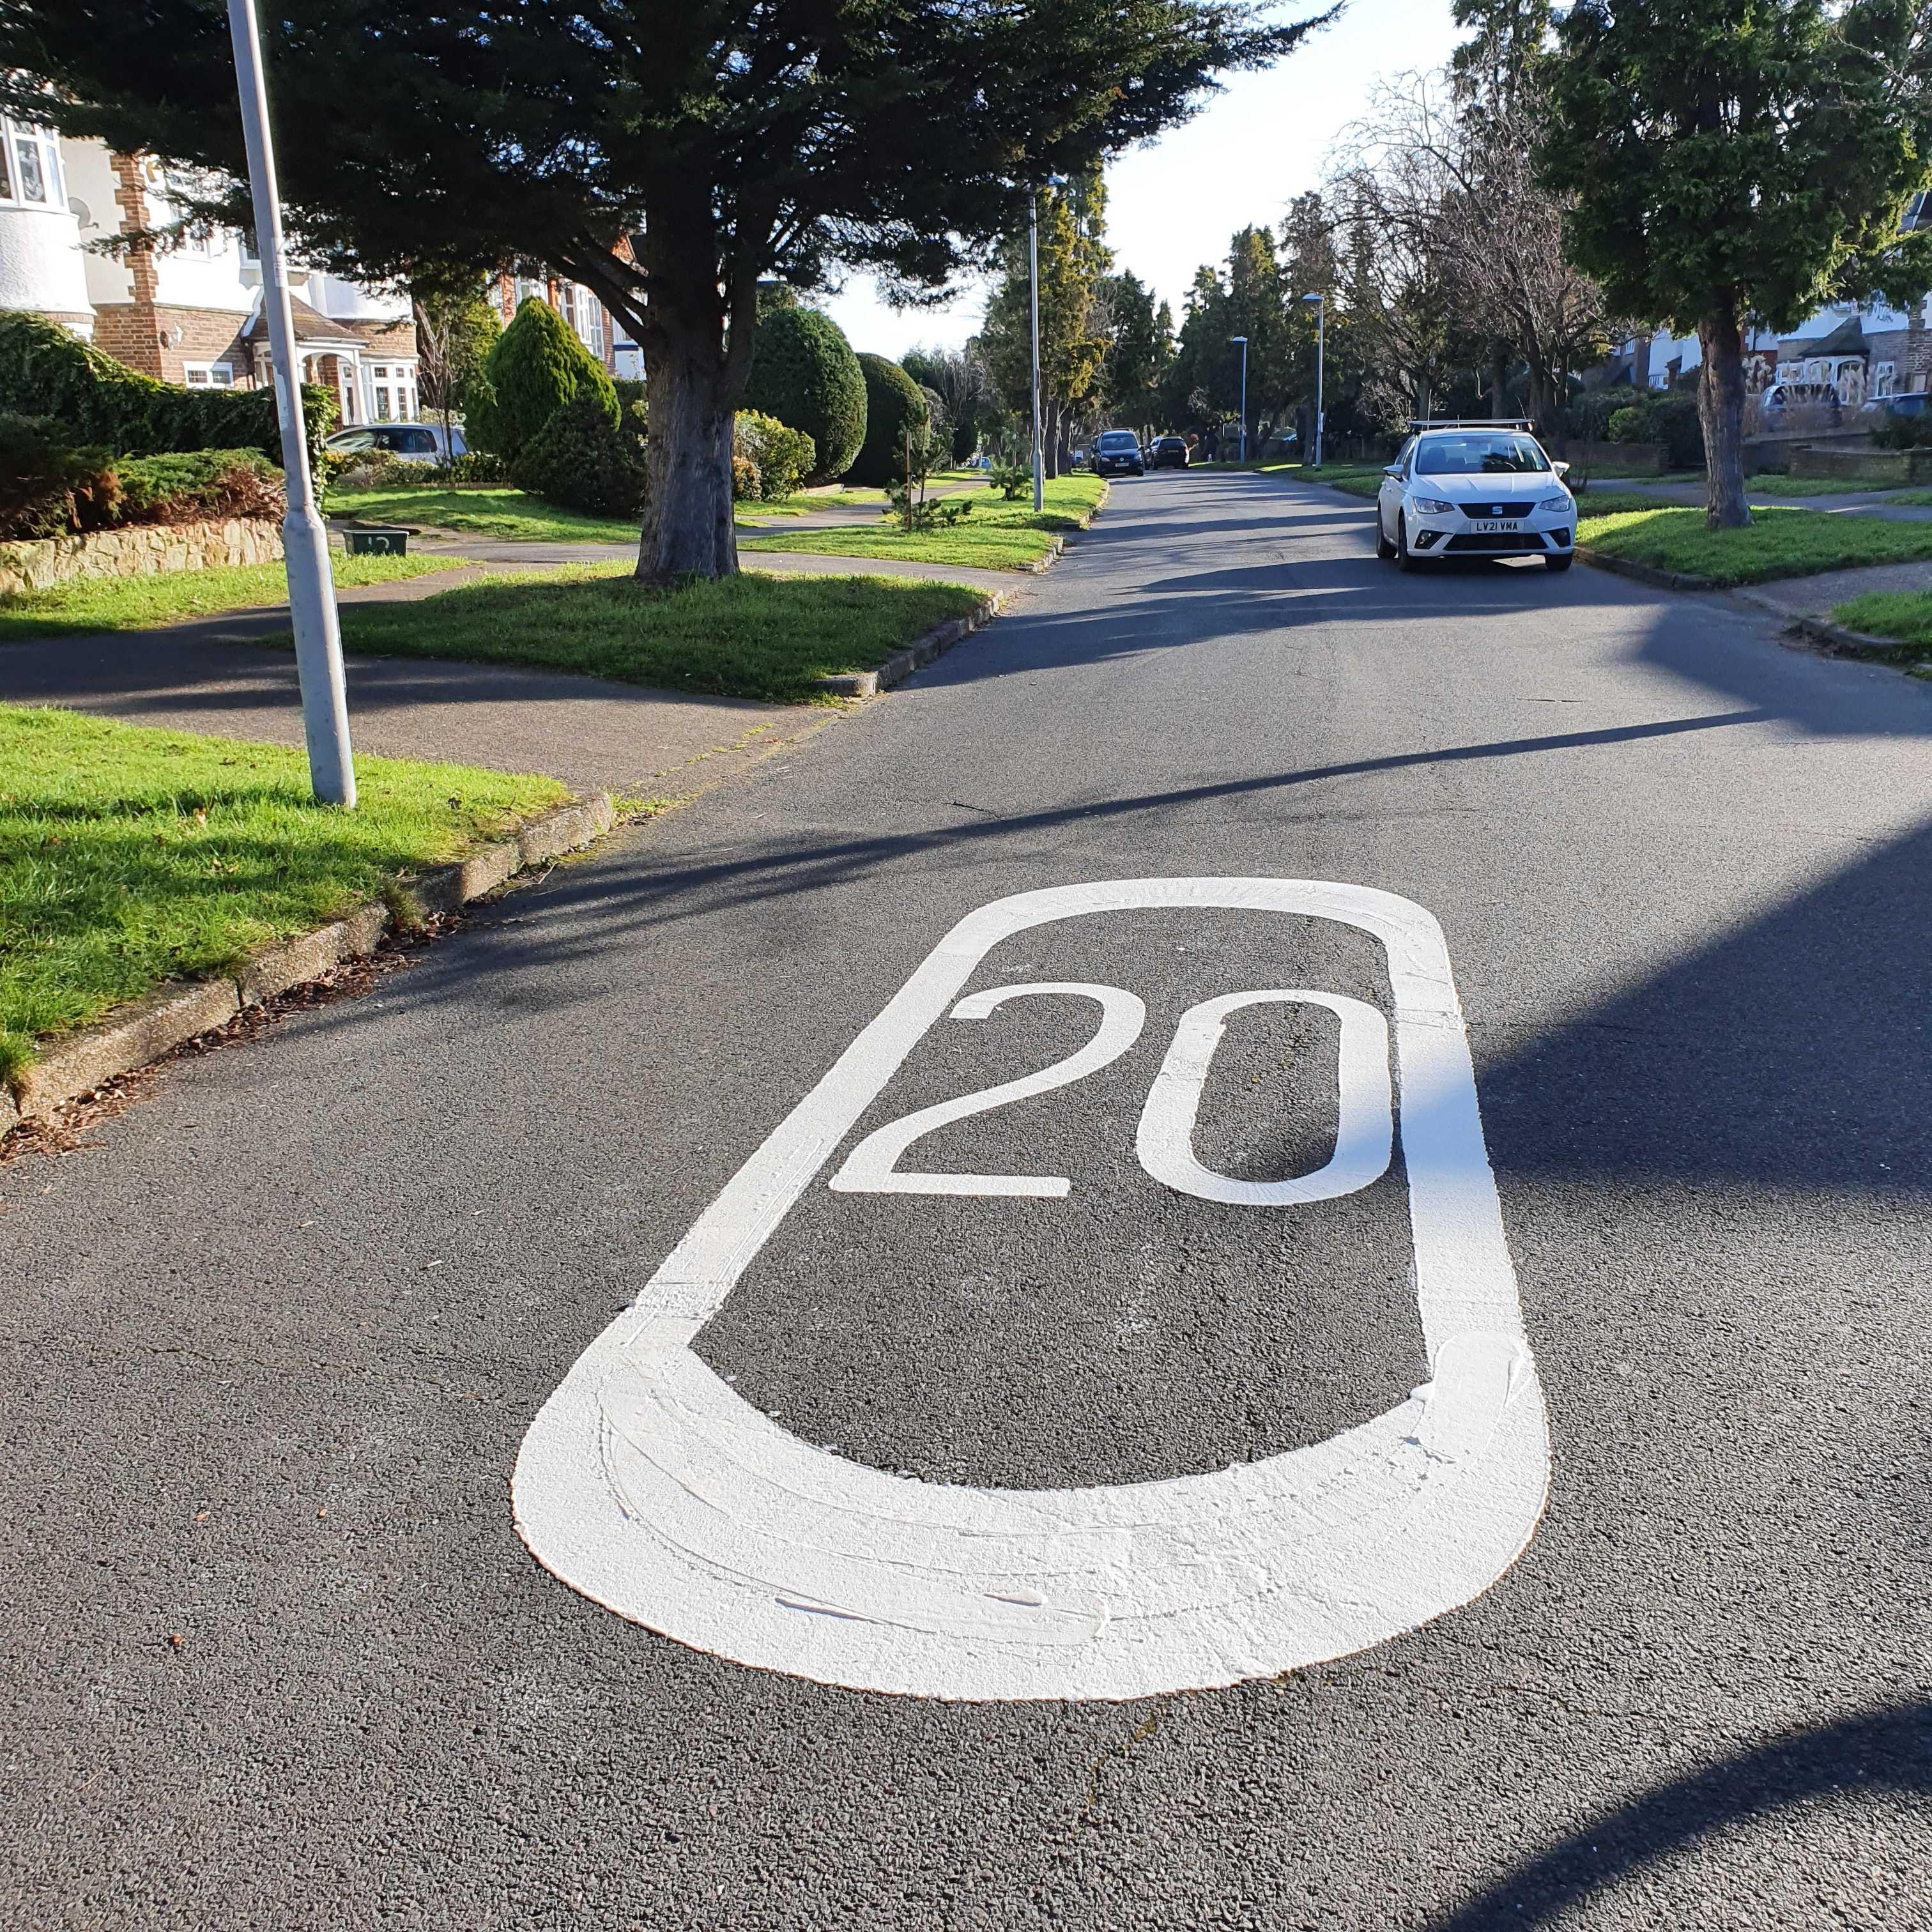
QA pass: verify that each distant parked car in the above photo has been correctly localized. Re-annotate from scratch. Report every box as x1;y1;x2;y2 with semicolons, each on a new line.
1090;429;1145;477
1149;436;1190;470
325;422;468;463
1861;390;1931;419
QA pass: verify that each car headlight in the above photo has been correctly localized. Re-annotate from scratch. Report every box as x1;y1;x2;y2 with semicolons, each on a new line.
1539;491;1573;510
1409;495;1454;516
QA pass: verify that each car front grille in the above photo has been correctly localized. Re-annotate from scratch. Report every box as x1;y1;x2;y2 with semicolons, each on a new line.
1457;502;1535;519
1445;532;1550;553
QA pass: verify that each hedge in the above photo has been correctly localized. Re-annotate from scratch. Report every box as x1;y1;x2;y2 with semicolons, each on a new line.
847;353;930;488
509;392;647;517
0;310;335;472
740;307;866;483
466;297;617;462
735;411;816;500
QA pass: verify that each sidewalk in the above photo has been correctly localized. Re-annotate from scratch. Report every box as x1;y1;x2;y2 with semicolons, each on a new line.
1727;557;1932;622
1593;477;1932;523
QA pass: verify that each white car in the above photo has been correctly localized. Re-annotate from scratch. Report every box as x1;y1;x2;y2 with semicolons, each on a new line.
1375;423;1575;572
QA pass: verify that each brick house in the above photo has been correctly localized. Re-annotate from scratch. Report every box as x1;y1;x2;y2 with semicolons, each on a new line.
490;270;640;380
0;119;419;424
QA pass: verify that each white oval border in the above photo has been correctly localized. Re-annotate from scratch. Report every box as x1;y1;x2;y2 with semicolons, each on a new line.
513;879;1550;1701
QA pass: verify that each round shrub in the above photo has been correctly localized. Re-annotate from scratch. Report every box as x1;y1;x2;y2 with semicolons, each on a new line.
846;354;930;488
733;410;816;500
468;297;617;461
740;307;866;482
509;393;647;517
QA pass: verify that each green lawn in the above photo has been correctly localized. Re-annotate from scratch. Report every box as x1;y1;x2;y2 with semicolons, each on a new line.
1874;486;1932;507
1738;472;1908;498
330;485;638;543
321;564;990;703
0;705;567;1082
1826;592;1932;674
1576;503;1932;585
1286;464;1388;498
739;473;1105;570
0;553;459;641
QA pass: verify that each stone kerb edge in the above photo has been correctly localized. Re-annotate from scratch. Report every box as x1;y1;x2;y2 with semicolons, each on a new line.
815;593;1004;698
4;792;617;1129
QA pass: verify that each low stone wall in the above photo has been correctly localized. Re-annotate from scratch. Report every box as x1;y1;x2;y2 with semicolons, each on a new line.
0;516;282;597
1789;445;1932;486
1742;428;1873;474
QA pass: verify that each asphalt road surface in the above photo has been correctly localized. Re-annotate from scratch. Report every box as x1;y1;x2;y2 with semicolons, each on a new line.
4;470;1928;1926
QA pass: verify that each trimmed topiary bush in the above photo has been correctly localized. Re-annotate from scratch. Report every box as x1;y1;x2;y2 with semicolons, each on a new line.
509;392;647;516
740;306;866;483
468;297;618;463
847;354;931;488
0;310;335;470
733;411;816;500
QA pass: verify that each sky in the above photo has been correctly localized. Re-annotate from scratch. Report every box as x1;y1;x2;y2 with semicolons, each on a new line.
820;0;1465;363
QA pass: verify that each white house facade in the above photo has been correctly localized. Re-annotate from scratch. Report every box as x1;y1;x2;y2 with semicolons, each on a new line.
0;124;418;424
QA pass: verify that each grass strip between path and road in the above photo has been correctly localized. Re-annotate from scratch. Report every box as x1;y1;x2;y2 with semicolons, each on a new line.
739;472;1105;570
0;553;460;641
1575;502;1932;586
319;563;990;704
0;704;567;1082
331;483;896;544
1823;592;1932;676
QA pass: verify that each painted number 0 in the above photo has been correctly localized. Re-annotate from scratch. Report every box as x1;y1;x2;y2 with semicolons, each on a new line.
828;983;1393;1206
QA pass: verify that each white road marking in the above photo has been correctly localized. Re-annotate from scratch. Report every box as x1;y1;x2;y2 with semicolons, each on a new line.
829;981;1146;1198
513;880;1550;1701
1135;990;1392;1206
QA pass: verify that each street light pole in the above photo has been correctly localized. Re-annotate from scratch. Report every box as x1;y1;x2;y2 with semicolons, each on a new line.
1302;291;1326;470
1029;187;1044;513
227;0;355;808
1229;335;1248;463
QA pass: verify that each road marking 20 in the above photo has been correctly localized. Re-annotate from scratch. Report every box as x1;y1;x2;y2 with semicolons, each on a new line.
514;879;1550;1702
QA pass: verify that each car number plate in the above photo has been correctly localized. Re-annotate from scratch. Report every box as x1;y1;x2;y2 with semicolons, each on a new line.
1471;519;1521;533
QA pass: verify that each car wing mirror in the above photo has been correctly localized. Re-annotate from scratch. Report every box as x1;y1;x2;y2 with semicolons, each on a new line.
1383;464;1402;479
1552;460;1571;478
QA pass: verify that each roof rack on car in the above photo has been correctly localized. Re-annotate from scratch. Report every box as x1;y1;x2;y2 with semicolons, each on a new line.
1406;418;1536;431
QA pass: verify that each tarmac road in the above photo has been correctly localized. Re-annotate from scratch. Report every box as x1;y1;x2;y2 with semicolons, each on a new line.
3;469;1928;1927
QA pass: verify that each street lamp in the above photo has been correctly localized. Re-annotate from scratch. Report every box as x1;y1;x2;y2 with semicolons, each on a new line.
1029;187;1043;512
1301;291;1326;470
1229;335;1248;463
227;0;355;806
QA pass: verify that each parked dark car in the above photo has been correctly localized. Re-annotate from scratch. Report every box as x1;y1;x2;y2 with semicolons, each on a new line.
1090;429;1144;476
1149;436;1190;470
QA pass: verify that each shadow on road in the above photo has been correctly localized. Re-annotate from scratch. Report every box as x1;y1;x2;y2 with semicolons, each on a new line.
1421;1701;1931;1928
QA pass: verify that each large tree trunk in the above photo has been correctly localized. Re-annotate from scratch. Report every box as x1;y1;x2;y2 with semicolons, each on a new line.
1698;303;1751;530
632;205;742;582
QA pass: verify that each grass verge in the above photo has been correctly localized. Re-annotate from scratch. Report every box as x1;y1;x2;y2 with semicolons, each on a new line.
739;473;1105;569
330;486;637;543
0;704;567;1080
1575;503;1932;585
323;564;988;703
0;553;459;641
1823;592;1932;676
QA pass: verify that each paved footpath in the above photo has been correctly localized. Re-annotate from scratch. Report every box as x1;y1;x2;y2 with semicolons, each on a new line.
1;546;1019;799
2;470;1926;1928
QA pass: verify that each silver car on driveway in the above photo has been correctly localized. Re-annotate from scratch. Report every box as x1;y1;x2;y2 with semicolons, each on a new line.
1376;421;1575;573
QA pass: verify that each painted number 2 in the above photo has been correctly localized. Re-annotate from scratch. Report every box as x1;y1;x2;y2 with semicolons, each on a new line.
829;982;1392;1207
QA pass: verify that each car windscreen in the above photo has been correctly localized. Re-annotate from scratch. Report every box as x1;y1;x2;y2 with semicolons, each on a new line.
1097;433;1138;450
1414;434;1549;475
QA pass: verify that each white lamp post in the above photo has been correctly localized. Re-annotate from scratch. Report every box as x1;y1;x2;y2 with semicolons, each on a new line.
1229;335;1248;462
1301;291;1326;470
1029;187;1043;513
227;0;355;807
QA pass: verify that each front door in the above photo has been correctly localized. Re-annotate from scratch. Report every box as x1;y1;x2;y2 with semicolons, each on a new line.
1378;437;1415;538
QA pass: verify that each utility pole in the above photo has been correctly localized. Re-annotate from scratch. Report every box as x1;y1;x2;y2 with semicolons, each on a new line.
227;0;355;807
1029;187;1044;513
1302;291;1326;470
1230;336;1248;462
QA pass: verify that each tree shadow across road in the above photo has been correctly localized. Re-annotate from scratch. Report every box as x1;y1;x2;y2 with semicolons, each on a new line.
1420;1701;1931;1928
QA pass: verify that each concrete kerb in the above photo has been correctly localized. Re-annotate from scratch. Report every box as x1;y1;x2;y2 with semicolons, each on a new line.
1573;544;1716;593
4;792;618;1131
815;594;1006;699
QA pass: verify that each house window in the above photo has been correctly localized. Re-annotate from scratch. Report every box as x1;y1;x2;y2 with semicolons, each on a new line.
183;362;235;388
368;363;417;423
0;117;64;208
1874;361;1897;399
